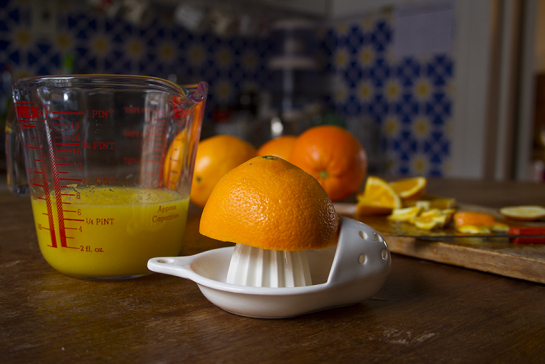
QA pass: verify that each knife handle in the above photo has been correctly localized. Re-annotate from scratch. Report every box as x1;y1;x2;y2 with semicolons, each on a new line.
508;227;545;244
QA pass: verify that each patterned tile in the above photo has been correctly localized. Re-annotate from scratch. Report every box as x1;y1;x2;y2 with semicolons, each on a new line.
0;0;454;176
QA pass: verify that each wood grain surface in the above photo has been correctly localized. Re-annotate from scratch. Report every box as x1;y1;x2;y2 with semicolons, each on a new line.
2;178;545;362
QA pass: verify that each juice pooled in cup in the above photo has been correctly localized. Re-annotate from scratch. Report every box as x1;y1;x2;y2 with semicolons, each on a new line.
31;186;189;278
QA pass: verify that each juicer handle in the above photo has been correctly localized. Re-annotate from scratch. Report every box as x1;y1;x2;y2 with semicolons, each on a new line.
5;102;29;197
327;216;391;286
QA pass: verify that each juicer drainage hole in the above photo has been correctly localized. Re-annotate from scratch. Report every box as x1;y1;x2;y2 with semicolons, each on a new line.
358;254;367;264
358;230;381;241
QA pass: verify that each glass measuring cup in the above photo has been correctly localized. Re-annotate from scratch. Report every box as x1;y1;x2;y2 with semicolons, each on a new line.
6;75;208;279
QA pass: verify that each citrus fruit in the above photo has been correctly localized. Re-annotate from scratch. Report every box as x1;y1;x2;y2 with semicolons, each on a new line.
257;135;297;161
413;215;446;230
190;135;257;208
164;129;187;190
200;155;339;251
389;177;427;200
356;176;402;216
491;222;509;233
499;206;545;221
457;225;491;234
453;212;496;229
289;125;367;201
387;206;422;222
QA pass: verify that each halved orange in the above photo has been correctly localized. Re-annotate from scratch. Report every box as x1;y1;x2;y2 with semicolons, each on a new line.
356;176;402;216
389;176;427;200
499;206;545;221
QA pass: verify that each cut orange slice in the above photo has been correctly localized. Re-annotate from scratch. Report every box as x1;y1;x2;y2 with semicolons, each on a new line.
387;206;422;222
453;212;496;229
389;177;427;200
457;225;491;234
356;176;402;216
413;216;444;230
499;206;545;221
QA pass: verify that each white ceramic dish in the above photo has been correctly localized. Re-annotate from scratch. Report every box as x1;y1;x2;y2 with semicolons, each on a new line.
148;216;391;318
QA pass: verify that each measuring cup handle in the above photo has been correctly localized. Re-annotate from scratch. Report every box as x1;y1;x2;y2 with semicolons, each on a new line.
5;102;29;197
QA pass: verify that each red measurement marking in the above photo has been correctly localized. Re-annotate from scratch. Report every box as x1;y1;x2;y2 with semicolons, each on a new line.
54;130;66;132
55;136;71;139
29;146;39;150
61;193;75;197
31;182;45;187
51;118;65;121
65;227;77;230
59;178;83;182
37;143;58;248
58;163;72;166
56;149;72;152
52;111;85;115
65;218;84;222
55;143;79;146
37;197;46;200
63;210;77;213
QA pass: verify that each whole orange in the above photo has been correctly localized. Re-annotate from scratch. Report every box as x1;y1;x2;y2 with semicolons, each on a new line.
257;135;297;161
289;125;367;201
190;135;257;208
200;155;339;251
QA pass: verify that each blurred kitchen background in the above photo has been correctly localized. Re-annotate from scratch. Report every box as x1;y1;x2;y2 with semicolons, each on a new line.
1;0;544;181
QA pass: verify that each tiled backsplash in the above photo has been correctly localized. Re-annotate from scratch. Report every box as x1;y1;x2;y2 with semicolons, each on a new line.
325;10;454;176
0;0;454;176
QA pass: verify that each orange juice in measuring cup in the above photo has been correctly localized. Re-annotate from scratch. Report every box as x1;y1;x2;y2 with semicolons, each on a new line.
6;75;207;279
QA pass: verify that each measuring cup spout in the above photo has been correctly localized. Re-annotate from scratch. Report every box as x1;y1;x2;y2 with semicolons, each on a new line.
178;81;208;109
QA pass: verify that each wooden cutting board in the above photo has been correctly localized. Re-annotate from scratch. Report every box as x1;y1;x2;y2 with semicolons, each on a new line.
335;203;545;284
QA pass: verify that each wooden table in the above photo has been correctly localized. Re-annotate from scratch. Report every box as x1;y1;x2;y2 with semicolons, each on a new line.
2;178;545;362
